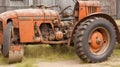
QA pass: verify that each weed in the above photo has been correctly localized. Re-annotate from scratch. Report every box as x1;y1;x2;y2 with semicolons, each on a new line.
24;45;77;61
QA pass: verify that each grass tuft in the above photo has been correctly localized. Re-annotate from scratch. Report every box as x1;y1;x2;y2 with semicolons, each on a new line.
0;44;120;66
0;53;9;65
112;49;120;58
24;45;77;61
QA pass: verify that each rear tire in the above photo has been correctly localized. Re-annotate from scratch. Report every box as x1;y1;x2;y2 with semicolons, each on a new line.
74;17;116;63
2;21;24;63
2;22;12;57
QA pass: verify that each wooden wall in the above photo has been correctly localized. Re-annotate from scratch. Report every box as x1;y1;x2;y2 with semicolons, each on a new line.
116;0;120;18
0;0;118;18
33;0;117;18
99;0;116;17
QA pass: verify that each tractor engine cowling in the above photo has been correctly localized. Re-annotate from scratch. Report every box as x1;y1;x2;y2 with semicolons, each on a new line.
39;20;73;41
15;9;61;42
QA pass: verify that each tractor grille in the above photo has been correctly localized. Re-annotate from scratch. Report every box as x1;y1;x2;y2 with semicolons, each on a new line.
87;6;97;14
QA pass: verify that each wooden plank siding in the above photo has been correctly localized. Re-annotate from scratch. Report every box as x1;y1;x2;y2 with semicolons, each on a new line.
0;0;119;18
116;0;120;18
99;0;116;18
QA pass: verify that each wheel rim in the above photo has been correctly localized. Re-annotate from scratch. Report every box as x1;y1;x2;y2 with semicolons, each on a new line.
89;27;110;55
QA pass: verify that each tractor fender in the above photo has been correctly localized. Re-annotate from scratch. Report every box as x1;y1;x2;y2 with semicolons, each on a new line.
70;12;120;46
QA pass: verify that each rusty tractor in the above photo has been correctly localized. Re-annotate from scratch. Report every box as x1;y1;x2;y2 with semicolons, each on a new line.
0;1;118;63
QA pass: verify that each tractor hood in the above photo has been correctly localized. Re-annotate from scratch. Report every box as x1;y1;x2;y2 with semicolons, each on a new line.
0;8;59;22
14;9;59;17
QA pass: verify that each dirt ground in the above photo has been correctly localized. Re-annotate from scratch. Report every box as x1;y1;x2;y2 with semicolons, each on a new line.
0;46;120;67
36;58;120;67
0;57;120;67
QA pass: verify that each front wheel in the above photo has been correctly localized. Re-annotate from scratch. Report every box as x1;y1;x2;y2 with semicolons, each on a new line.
74;17;116;63
2;22;24;63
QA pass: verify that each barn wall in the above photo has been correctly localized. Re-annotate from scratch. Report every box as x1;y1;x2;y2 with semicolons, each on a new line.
0;0;29;13
0;0;118;18
87;0;116;17
116;0;120;18
36;0;75;13
99;0;116;17
36;0;117;18
0;0;6;13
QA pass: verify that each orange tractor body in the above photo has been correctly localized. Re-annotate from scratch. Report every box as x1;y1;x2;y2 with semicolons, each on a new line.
0;9;60;43
0;1;119;63
0;1;101;44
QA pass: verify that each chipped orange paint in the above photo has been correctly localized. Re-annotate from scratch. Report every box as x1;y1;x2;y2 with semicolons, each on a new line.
10;45;23;51
0;1;101;44
78;1;101;20
74;1;101;21
0;8;60;43
89;31;104;52
17;9;60;43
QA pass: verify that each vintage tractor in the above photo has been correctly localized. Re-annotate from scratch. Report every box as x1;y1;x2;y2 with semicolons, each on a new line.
0;1;119;63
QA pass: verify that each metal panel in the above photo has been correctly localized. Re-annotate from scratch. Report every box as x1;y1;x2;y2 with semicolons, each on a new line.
19;19;34;43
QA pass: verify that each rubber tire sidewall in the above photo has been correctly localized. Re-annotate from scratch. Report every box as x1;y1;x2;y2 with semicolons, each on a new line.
82;19;116;61
2;22;12;57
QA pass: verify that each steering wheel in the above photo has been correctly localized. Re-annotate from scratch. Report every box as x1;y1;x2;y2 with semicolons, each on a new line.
59;6;73;18
36;4;73;18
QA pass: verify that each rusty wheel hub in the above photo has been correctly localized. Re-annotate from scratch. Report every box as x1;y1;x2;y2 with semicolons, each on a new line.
89;27;110;55
89;31;104;52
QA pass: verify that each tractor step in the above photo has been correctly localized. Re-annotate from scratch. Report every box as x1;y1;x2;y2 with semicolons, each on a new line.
8;46;24;64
